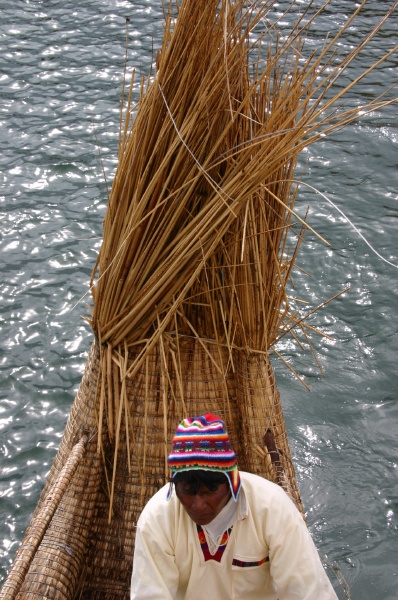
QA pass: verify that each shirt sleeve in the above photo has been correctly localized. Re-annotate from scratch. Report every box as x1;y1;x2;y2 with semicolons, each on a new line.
130;516;180;600
266;490;339;600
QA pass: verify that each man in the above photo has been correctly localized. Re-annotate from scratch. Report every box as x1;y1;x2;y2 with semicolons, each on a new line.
131;413;338;599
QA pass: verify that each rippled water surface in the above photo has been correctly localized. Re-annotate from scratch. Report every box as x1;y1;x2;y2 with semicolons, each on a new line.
0;1;397;597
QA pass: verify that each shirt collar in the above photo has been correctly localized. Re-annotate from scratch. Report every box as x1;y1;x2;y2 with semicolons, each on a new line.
203;484;247;541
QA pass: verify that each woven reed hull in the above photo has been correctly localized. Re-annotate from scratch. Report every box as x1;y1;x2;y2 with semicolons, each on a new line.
1;337;301;599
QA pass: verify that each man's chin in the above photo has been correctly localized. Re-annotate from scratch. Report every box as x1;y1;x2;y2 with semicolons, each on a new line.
190;514;213;526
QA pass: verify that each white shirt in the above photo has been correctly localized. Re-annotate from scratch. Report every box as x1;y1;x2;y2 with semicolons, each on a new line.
131;471;338;600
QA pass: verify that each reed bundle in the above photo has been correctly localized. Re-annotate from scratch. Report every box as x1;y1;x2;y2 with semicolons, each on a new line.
88;0;396;511
2;1;396;598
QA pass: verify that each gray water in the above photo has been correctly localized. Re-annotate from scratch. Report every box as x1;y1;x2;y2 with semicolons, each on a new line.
0;1;397;598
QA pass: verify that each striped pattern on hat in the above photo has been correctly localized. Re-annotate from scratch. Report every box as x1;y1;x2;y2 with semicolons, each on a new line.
167;413;241;501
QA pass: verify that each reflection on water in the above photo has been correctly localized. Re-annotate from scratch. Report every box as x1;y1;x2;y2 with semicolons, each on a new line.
0;1;397;598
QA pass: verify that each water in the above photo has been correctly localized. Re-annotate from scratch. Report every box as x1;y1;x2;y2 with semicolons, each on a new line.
0;1;397;597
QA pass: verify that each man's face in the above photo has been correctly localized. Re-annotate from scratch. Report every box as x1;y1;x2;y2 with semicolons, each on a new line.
175;481;231;525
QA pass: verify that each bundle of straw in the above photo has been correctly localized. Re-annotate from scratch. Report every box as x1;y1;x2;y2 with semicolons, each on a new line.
87;0;396;513
2;1;396;598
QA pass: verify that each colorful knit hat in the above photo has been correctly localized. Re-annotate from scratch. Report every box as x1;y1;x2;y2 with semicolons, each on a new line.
167;413;241;501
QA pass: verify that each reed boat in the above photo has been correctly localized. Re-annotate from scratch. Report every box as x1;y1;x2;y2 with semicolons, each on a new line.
1;1;396;598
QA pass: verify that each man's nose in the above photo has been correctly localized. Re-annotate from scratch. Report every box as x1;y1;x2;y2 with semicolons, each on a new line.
191;494;208;511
